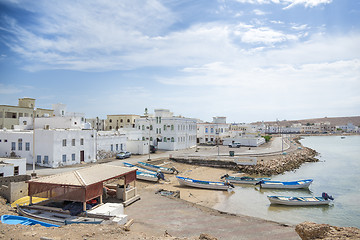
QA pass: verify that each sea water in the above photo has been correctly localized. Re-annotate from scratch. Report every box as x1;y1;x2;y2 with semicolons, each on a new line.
214;135;360;228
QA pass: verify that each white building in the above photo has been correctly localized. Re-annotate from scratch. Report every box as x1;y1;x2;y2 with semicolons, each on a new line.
0;157;26;177
197;117;230;144
135;109;197;151
0;104;127;168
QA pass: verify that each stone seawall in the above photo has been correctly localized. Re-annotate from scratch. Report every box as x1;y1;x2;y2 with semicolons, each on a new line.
238;147;318;176
170;157;239;169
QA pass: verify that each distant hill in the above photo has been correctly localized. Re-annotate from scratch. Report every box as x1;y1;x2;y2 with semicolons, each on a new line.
252;116;360;127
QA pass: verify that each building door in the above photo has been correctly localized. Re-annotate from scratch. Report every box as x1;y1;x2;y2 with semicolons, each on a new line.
80;150;84;162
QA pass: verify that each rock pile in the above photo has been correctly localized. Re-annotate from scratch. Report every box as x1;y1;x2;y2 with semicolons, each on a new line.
238;147;318;175
296;221;360;240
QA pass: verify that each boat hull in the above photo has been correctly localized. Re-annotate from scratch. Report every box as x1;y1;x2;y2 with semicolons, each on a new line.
1;215;60;227
17;205;104;225
224;177;271;185
267;196;331;206
137;162;175;174
259;179;313;189
177;177;230;191
136;172;159;182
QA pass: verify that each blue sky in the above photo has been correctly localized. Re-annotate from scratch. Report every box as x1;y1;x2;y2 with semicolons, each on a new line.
0;0;359;123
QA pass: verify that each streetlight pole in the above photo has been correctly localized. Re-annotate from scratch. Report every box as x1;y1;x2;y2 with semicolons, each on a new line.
32;108;36;177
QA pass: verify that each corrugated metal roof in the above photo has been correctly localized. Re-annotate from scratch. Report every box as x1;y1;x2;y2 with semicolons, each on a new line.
28;165;135;186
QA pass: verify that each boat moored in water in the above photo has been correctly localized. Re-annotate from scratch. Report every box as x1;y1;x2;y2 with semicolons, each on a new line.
268;192;334;206
221;174;271;184
256;179;313;189
176;176;234;191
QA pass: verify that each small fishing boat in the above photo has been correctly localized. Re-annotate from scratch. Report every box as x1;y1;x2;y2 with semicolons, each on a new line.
220;174;271;184
176;176;234;191
137;161;178;174
123;162;155;173
256;179;313;189
1;215;59;227
268;193;334;206
17;205;105;225
123;162;163;182
11;196;48;208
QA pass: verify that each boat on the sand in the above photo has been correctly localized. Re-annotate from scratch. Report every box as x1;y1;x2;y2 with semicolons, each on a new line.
17;204;105;225
137;161;178;174
123;162;164;182
267;192;334;206
176;176;234;190
1;214;60;227
221;174;271;184
256;179;313;189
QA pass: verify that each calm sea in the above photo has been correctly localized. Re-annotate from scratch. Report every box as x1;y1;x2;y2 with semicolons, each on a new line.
214;135;360;228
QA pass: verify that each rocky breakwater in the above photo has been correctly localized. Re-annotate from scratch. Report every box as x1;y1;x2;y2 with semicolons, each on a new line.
238;147;318;175
296;221;360;240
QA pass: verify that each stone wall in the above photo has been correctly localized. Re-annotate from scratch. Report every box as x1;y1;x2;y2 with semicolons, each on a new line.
0;175;30;202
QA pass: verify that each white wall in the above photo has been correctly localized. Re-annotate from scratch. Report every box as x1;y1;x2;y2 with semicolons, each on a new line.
97;131;127;153
0;130;33;163
0;158;26;176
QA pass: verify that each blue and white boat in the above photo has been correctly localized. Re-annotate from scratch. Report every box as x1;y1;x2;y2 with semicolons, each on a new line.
268;193;334;206
256;179;313;189
221;174;271;184
176;176;234;191
123;162;162;182
137;161;178;174
1;215;60;227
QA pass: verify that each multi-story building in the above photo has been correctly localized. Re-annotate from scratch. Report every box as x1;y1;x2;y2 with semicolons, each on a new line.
0;104;127;168
135;109;197;151
85;118;106;131
0;98;53;129
197;117;230;144
105;115;140;131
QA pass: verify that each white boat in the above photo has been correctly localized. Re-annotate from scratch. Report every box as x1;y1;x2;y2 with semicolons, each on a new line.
268;193;334;206
221;174;271;184
123;162;160;182
137;161;178;174
176;176;233;191
256;179;313;189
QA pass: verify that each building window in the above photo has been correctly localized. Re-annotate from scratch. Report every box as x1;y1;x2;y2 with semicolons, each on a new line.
109;119;112;123
80;138;84;145
150;137;153;141
211;128;214;133
11;142;15;151
18;139;22;151
171;125;174;131
72;139;75;146
62;154;66;163
120;144;123;151
164;125;167;131
127;119;130;123
116;144;118;151
205;128;208;133
25;142;30;151
72;154;75;161
150;125;153;130
142;137;145;141
44;156;49;164
37;155;41;164
142;125;145;130
14;166;19;176
111;144;113;151
62;139;67;147
164;137;167;142
171;137;174;142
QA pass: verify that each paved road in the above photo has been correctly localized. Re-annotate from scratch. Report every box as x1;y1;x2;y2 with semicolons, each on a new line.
126;189;300;240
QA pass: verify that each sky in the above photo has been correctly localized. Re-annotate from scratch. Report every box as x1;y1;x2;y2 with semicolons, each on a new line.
0;0;359;123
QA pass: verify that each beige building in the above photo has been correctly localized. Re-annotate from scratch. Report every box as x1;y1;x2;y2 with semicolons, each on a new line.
0;98;53;129
105;114;140;130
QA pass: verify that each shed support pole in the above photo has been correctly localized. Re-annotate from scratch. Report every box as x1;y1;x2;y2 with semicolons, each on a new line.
83;202;86;212
100;195;103;204
29;196;33;205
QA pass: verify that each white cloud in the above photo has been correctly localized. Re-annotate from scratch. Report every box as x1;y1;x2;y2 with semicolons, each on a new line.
235;0;332;9
253;9;268;15
237;27;299;44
